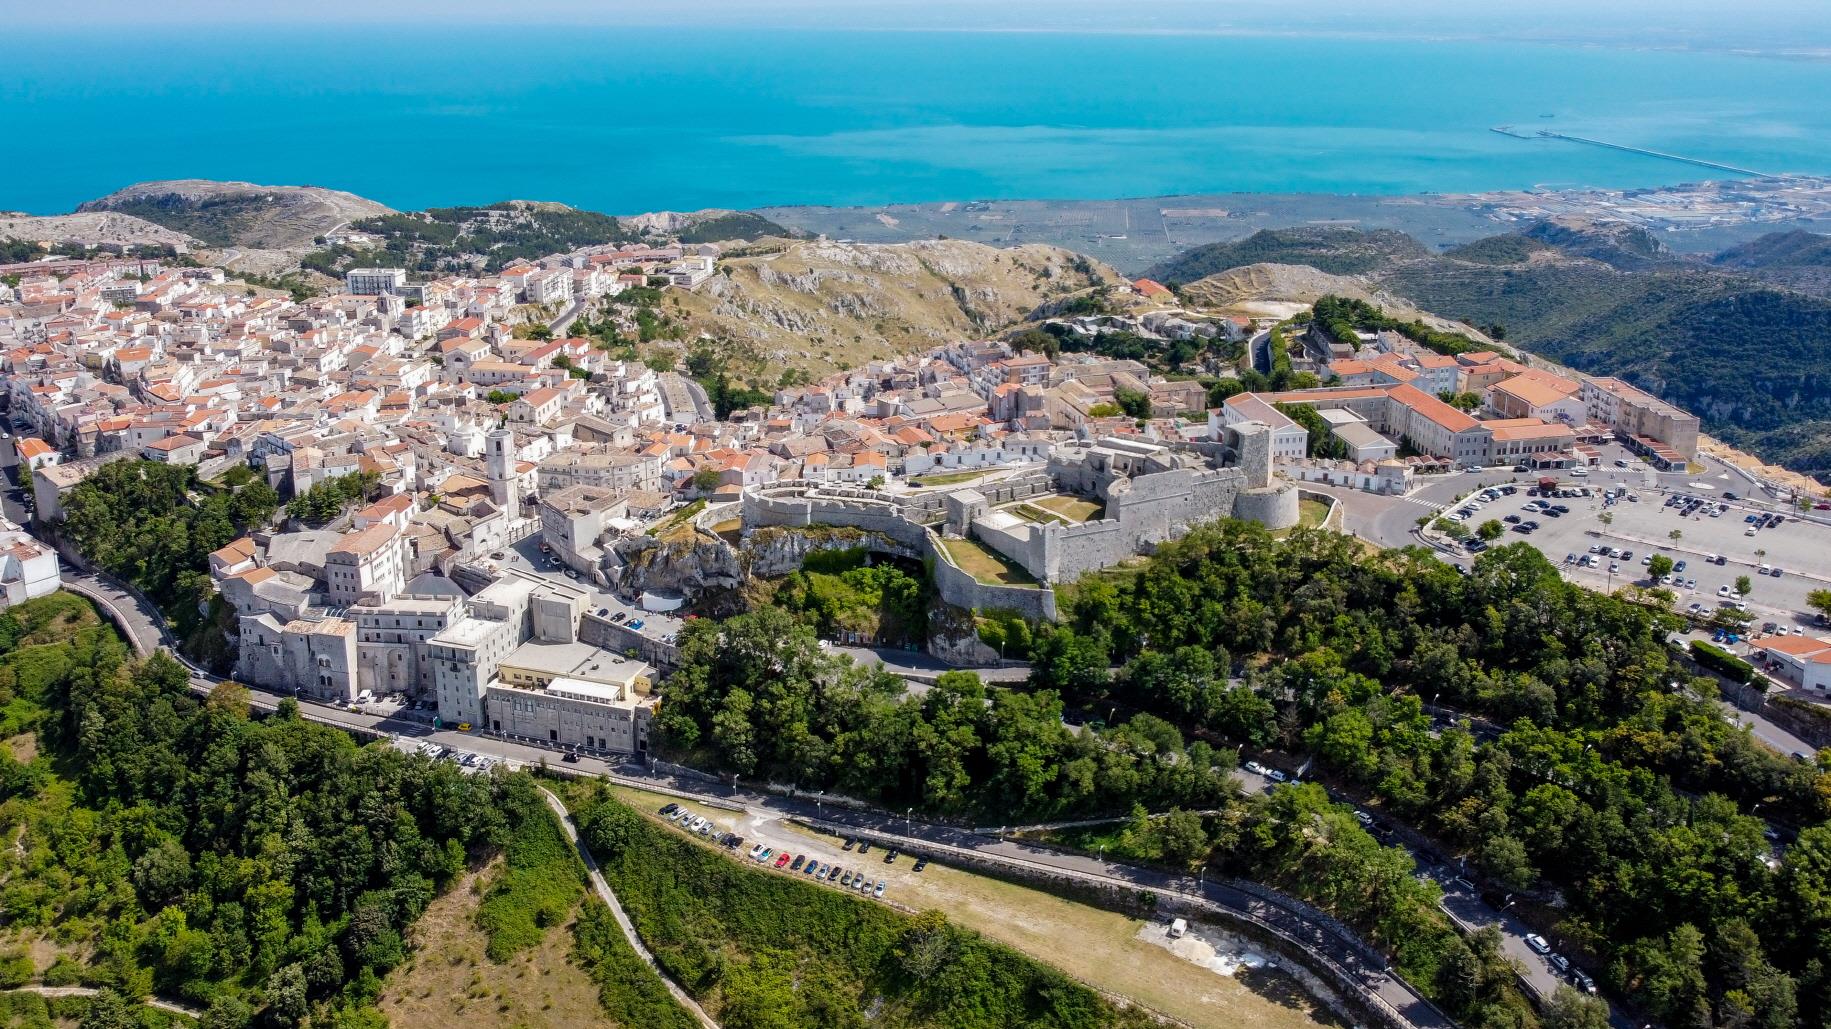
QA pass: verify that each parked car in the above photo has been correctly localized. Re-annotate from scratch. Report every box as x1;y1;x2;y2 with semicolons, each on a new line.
1526;934;1552;955
1266;769;1288;783
775;852;792;868
874;882;887;898
858;841;872;854
843;837;856;851
790;855;805;871
912;858;928;872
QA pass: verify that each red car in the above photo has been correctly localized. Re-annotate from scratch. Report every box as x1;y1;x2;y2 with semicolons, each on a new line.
774;852;792;868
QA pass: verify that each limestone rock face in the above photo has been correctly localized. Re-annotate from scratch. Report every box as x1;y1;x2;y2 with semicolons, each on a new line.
742;525;922;578
611;530;744;601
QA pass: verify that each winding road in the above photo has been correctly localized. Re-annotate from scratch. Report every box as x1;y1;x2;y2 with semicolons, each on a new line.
58;567;1450;1028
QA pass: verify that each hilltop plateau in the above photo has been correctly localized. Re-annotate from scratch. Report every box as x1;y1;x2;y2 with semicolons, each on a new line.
667;237;1121;377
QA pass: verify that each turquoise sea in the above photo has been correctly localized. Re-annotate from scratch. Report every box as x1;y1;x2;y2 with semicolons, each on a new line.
3;27;1831;214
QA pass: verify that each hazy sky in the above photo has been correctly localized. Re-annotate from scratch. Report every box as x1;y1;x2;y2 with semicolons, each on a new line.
7;0;1829;50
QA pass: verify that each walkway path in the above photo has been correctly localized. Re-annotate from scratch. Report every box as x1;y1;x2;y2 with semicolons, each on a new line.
536;787;720;1029
2;984;205;1019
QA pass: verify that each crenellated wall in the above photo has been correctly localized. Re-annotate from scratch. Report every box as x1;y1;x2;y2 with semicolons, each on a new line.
742;443;1296;619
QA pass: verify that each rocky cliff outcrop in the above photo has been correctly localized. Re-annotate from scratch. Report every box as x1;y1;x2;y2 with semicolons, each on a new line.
613;523;928;608
742;524;922;578
611;529;745;603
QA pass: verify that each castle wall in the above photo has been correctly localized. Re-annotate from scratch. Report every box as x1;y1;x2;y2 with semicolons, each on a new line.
924;530;1057;622
1233;483;1301;529
968;517;1050;582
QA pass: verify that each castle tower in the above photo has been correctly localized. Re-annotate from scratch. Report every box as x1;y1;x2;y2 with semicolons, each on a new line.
486;427;519;520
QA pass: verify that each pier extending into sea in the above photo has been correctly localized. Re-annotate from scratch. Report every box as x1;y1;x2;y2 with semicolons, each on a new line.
1490;126;1772;177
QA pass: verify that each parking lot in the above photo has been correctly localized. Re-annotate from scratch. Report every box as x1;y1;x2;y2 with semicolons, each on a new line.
1440;475;1831;630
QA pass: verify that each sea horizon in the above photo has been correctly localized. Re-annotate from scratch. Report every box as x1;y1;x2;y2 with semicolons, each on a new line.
4;25;1829;217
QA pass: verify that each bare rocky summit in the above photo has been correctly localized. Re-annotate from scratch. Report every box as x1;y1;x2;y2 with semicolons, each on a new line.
78;179;394;252
0;210;200;250
670;238;1122;375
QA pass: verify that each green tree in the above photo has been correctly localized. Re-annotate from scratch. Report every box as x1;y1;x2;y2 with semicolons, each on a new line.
1736;575;1753;597
1275;402;1348;459
1808;588;1831;620
691;468;723;493
1541;988;1610;1029
1477;519;1505;541
1649;554;1674;579
1158;809;1210;865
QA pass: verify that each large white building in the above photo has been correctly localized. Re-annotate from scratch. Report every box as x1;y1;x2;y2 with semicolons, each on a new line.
350;594;464;696
323;522;409;607
345;268;408;296
1214;394;1308;459
485;638;656;754
427;577;538;727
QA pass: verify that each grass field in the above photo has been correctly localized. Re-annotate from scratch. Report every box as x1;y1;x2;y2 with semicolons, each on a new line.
378;864;607;1029
1012;503;1070;526
601;781;1342;1029
1034;495;1105;522
911;468;994;487
1298;498;1333;528
941;537;1038;587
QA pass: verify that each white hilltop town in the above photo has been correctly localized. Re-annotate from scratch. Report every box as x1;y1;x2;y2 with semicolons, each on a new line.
8;235;1805;770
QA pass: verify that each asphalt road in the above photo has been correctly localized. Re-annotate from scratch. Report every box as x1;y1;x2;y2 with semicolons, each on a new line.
546;296;590;337
55;566;1449;1028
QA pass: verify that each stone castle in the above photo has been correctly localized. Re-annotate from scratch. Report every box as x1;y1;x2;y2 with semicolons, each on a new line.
741;422;1295;620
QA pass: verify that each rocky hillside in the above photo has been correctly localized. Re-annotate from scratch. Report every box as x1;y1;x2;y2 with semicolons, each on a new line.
79;179;393;252
0;210;199;252
624;209;799;244
670;238;1122;376
1143;227;1431;284
1711;230;1831;296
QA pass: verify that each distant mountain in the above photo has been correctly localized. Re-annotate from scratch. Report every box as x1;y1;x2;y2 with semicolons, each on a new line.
625;209;801;245
78;179;393;252
1143;227;1430;284
1440;234;1552;266
1714;230;1831;270
679;212;798;244
1517;217;1673;271
1144;219;1831;483
1711;230;1831;296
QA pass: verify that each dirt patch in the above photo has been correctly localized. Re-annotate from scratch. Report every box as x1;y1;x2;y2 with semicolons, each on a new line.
378;863;608;1029
6;736;37;764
